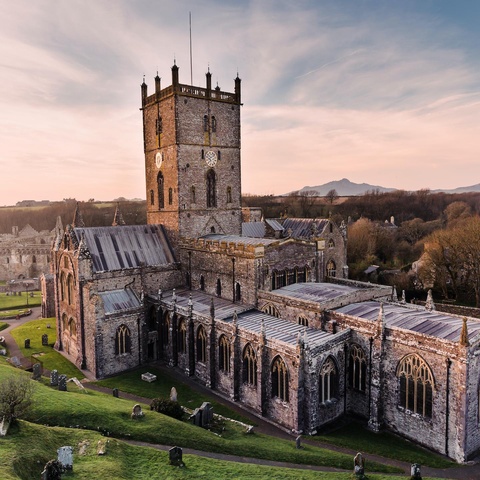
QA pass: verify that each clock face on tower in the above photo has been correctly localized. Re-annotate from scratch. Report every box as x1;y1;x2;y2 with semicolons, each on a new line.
155;152;163;169
205;150;217;167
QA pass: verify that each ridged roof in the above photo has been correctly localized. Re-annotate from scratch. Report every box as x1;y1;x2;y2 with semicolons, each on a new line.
98;288;141;314
271;282;365;303
74;224;176;273
201;234;279;246
336;301;480;342
282;218;330;238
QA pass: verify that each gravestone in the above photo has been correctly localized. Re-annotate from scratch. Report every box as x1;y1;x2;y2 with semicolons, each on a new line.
189;408;202;426
57;445;73;470
354;452;365;479
58;374;67;391
10;356;22;367
32;362;41;380
169;446;185;467
131;404;144;419
42;334;49;346
41;459;63;480
170;386;178;402
24;338;30;349
46;323;51;329
295;435;302;449
112;388;119;398
97;439;108;455
50;370;59;387
411;463;422;479
141;372;157;383
200;402;213;426
0;349;6;356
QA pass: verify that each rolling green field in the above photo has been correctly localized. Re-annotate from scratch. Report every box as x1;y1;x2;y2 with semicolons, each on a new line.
0;291;41;318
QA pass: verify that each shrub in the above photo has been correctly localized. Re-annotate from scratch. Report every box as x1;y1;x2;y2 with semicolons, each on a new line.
150;398;184;420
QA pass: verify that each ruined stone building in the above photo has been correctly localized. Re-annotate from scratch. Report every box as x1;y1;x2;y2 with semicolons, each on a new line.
49;64;480;463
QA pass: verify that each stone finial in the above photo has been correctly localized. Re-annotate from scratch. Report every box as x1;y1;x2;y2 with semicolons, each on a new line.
401;290;406;304
340;220;347;237
210;298;215;319
158;289;162;299
460;317;470;347
392;286;398;302
55;215;64;236
72;202;85;228
232;310;238;327
425;289;435;311
172;289;176;302
188;293;193;307
112;203;126;226
260;318;266;339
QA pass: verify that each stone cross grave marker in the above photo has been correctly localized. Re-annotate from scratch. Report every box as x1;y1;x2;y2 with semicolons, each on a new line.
57;445;73;470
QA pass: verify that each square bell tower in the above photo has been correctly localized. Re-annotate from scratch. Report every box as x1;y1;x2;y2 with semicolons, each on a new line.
141;63;243;240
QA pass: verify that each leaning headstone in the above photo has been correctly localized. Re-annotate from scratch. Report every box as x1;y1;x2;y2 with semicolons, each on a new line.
131;404;144;419
112;388;119;398
97;439;108;455
24;338;30;349
411;463;422;479
354;452;365;478
189;408;202;426
169;446;185;467
58;374;67;391
50;370;59;387
57;445;73;470
32;362;41;380
78;440;89;456
295;435;302;449
170;386;178;402
200;402;213;426
42;334;49;346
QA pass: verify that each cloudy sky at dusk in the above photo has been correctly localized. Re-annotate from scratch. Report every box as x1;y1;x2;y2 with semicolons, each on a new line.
1;0;480;205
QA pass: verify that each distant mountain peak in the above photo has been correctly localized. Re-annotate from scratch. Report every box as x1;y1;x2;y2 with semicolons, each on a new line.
292;179;396;196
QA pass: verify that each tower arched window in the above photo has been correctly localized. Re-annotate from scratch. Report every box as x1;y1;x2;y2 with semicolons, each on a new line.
32;255;36;263
168;187;173;205
191;186;196;204
216;278;222;297
397;354;434;418
206;169;217;208
226;186;232;204
203;115;209;132
150;189;154;206
196;325;207;363
178;320;187;353
235;282;241;301
219;335;231;372
211;115;217;132
243;344;257;386
272;356;289;401
156;116;162;134
349;344;367;392
319;357;338;403
115;325;131;355
157;172;165;209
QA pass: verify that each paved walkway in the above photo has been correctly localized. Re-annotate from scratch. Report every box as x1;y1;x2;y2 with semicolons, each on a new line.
2;313;480;479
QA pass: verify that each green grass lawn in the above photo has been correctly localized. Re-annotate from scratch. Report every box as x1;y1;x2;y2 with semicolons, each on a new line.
0;291;41;311
10;318;85;379
312;421;455;469
97;366;252;424
0;321;8;331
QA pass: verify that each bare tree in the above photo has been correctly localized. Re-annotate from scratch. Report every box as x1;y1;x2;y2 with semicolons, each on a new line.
0;374;35;424
298;190;318;217
325;189;338;205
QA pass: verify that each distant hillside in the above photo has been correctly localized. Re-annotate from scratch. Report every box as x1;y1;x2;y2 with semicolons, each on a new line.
294;178;396;196
291;179;480;196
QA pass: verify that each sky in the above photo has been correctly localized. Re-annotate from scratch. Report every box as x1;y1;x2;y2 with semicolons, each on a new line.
1;0;480;205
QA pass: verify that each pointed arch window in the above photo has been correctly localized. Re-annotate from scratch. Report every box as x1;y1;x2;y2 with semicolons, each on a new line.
196;325;207;363
216;278;222;297
349;344;367;392
157;172;165;209
226;186;232;204
219;335;231;372
326;260;336;277
68;318;77;336
211;115;217;132
207;169;217;208
115;325;131;355
262;304;279;318
178;320;187;353
203;115;209;132
319;357;338;403
272;356;289;401
235;282;241;301
298;316;308;327
243;344;257;386
200;275;205;291
328;239;335;248
191;186;196;204
397;354;434;418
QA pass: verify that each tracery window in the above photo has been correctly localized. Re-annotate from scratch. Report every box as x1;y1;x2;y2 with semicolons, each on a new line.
262;304;279;318
68;318;77;336
178;320;186;353
397;354;434;418
211;116;217;132
219;335;231;372
328;239;335;248
206;169;217;207
243;344;257;386
349;344;367;392
196;325;207;363
203;115;209;132
115;325;131;355
67;274;74;305
272;356;289;401
319;357;338;403
326;260;336;277
298;316;309;327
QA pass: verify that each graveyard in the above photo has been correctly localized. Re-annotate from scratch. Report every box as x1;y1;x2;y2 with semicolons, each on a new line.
0;317;456;479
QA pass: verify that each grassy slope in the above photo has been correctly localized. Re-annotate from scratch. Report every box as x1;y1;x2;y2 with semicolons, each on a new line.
0;292;41;311
9;318;84;379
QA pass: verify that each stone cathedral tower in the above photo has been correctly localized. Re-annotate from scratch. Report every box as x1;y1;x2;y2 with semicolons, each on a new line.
141;63;243;240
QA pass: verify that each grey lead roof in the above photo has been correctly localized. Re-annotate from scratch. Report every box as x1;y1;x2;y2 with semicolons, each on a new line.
75;225;176;273
282;218;329;238
242;222;266;238
201;234;279;246
159;288;335;348
98;289;141;314
336;301;480;342
272;282;365;303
